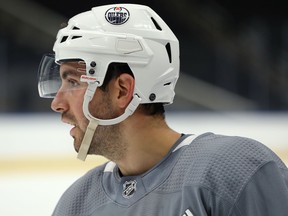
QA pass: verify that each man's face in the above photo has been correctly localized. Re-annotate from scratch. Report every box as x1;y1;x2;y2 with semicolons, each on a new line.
51;61;89;151
50;61;126;160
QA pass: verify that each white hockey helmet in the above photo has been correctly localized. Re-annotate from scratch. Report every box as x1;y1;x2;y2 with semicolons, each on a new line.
39;4;179;104
38;4;179;160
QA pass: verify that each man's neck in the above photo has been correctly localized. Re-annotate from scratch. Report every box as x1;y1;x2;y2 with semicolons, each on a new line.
114;116;181;176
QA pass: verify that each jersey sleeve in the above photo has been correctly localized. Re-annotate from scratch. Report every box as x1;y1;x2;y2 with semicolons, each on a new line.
230;161;288;216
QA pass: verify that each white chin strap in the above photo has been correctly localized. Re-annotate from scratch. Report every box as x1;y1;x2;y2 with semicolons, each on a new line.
77;81;142;161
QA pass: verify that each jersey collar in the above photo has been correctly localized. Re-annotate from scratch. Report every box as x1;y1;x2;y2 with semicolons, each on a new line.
102;134;197;206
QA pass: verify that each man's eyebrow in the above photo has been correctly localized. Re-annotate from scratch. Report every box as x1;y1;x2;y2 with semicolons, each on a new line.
61;70;82;79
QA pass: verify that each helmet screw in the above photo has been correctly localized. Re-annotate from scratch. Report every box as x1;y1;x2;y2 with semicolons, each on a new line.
90;61;96;67
149;93;156;101
89;69;95;74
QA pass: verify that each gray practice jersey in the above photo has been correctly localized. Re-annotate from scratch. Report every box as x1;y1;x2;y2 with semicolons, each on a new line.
52;133;288;216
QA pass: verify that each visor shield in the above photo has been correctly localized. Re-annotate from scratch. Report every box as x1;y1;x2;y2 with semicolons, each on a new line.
38;54;61;98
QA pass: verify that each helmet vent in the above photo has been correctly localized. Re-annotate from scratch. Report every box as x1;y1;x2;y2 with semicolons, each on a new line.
60;35;82;43
151;17;162;31
60;36;68;43
72;36;82;40
72;26;80;30
165;43;172;63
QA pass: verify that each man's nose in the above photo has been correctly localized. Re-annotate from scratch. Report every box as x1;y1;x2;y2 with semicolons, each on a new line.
51;90;68;113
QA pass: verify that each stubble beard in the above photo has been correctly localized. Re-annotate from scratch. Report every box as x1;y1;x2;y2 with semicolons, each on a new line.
77;93;127;161
89;123;127;161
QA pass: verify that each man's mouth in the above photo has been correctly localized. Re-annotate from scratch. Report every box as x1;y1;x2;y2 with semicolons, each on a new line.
62;119;77;137
70;126;77;137
65;122;77;137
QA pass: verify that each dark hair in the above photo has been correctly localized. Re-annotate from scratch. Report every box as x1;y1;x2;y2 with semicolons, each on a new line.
100;62;165;117
139;103;165;117
99;63;134;91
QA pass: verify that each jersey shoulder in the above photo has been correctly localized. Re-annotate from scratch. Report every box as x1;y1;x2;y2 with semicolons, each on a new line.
52;162;109;216
159;133;286;203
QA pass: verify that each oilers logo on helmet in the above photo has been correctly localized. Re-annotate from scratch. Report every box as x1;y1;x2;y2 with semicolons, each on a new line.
105;7;130;25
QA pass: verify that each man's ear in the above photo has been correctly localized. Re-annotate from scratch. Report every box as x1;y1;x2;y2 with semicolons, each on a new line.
113;73;135;109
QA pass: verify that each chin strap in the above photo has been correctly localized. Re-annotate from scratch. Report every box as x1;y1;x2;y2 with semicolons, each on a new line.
77;119;99;161
77;80;142;161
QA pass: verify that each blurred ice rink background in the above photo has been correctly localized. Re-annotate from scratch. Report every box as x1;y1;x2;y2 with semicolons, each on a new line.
0;112;287;216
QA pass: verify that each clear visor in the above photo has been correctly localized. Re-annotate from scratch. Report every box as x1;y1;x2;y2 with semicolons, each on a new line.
38;54;61;98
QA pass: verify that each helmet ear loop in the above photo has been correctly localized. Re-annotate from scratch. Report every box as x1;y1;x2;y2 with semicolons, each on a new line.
77;94;142;161
77;78;142;161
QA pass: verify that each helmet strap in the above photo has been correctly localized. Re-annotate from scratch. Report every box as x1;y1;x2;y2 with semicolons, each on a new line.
77;119;99;161
77;82;142;161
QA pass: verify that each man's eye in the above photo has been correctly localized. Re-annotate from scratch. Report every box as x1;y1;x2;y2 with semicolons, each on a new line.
68;79;79;87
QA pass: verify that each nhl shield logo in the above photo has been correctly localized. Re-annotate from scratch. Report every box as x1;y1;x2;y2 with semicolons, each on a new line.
122;180;137;199
105;7;130;25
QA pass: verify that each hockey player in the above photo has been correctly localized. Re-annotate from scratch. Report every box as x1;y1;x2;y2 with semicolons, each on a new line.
38;4;288;215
